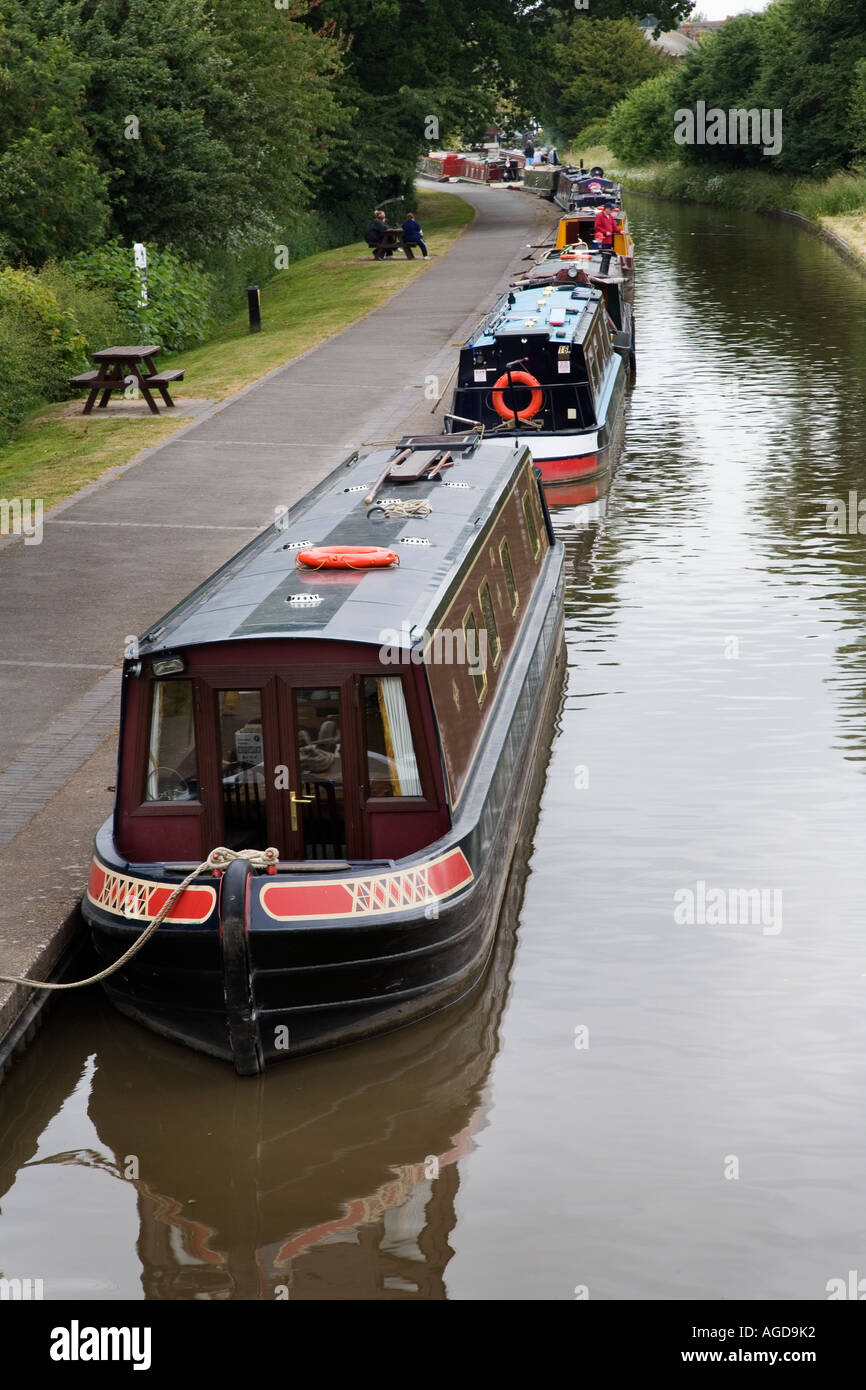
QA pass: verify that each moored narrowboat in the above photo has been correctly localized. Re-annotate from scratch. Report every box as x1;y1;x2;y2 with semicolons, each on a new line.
521;164;561;197
417;149;525;185
554;167;623;212
513;243;635;370
416;151;464;180
552;206;635;281
81;435;565;1073
446;280;629;490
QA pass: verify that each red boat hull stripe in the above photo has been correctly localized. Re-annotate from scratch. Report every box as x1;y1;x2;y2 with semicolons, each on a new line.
86;860;217;925
260;847;474;922
537;453;600;482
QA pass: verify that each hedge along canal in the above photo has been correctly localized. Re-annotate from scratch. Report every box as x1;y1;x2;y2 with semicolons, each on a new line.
0;195;865;1297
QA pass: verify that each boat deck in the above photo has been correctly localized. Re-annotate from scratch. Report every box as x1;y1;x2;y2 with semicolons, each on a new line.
138;437;532;655
469;283;601;350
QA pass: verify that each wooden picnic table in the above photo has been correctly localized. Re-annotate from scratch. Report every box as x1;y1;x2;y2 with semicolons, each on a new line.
69;345;185;416
375;229;414;260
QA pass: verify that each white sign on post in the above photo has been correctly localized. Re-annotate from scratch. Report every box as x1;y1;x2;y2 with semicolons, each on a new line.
133;242;148;307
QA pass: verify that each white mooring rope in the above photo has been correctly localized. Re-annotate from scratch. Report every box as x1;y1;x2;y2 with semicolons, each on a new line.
0;846;280;992
373;499;432;518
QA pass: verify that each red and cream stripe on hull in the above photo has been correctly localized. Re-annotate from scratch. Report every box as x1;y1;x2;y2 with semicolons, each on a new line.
86;859;217;925
87;846;474;930
259;847;473;922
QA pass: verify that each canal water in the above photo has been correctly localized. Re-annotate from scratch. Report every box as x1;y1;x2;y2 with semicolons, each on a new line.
2;197;866;1300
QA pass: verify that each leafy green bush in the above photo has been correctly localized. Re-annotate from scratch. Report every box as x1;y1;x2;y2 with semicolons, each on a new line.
0;318;45;445
607;70;680;164
66;243;216;352
571;120;610;153
0;269;90;443
38;262;128;360
0;267;86;391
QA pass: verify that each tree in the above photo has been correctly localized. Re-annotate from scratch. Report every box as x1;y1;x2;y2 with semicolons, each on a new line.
206;0;344;245
607;68;680;163
670;13;768;167
29;0;344;256
538;17;670;144
310;0;538;214
0;1;108;263
751;0;866;175
31;0;244;254
669;0;866;176
544;0;695;39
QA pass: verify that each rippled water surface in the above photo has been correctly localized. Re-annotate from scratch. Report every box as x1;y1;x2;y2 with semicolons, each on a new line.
2;198;866;1299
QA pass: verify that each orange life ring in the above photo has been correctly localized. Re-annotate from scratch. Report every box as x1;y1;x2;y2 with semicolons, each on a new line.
296;545;398;570
491;369;543;421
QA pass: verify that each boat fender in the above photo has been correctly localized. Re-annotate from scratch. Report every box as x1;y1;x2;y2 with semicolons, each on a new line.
220;856;264;1076
491;369;543;422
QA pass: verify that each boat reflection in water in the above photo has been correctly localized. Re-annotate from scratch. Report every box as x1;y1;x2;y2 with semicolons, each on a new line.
109;828;542;1300
0;678;560;1300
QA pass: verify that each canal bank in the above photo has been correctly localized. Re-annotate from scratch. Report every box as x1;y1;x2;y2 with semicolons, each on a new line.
0;182;556;1078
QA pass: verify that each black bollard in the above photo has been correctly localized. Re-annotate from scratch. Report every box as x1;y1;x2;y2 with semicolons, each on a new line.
247;285;261;333
600;251;612;275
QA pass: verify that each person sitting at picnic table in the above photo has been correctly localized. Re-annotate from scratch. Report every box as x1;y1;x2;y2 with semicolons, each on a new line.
401;212;429;260
365;210;392;260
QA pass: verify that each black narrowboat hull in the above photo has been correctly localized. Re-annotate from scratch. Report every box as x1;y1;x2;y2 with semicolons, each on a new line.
83;549;566;1072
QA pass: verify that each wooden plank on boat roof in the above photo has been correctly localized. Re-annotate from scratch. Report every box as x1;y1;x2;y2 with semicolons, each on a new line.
401;433;478;448
388;449;441;480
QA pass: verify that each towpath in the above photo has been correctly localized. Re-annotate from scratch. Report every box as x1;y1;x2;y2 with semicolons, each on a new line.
0;183;553;1062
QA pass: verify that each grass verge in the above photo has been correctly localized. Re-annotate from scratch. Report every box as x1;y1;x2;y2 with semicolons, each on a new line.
0;190;474;511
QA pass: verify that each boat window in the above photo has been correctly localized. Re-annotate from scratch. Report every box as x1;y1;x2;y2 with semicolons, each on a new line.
500;539;519;613
462;608;488;706
522;492;541;560
145;680;198;802
218;689;267;850
478;579;501;667
363;677;423;797
586;340;599;393
293;687;346;857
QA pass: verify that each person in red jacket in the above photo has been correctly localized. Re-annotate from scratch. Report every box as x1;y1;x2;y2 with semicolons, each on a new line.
593;205;617;250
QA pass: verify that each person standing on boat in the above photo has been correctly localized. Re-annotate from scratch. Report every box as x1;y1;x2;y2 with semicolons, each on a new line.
401;212;429;259
523;135;535;166
593;204;616;251
549;144;560;166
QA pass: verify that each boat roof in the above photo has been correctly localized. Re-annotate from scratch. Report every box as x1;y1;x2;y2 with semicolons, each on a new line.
469;283;603;350
136;436;534;656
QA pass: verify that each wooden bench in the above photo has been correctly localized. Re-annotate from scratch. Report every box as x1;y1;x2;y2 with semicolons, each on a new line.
143;369;184;407
375;230;415;260
144;370;184;384
68;370;103;390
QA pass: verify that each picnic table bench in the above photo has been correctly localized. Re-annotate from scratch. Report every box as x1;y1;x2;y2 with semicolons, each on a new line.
69;345;184;415
374;229;421;260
